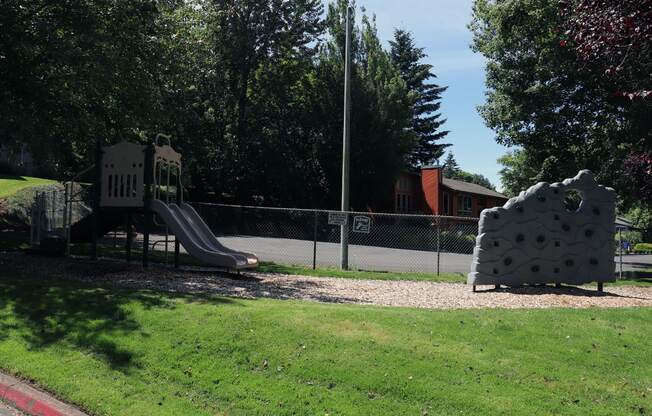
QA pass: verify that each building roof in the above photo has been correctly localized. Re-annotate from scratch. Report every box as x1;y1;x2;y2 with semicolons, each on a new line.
442;177;507;199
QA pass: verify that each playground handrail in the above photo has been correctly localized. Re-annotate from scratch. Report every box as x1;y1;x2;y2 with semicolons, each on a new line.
155;133;172;147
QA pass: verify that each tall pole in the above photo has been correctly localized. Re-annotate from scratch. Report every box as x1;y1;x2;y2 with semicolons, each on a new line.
340;5;352;270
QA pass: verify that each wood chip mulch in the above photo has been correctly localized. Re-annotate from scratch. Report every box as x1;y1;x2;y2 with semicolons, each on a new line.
2;252;652;310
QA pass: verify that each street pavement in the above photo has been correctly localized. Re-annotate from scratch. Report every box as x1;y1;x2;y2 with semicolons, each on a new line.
147;234;652;274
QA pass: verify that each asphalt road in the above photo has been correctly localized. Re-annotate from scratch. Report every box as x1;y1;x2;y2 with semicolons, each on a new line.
148;234;652;275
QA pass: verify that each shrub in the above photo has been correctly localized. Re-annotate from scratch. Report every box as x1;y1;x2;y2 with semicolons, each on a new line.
615;230;642;245
633;243;652;253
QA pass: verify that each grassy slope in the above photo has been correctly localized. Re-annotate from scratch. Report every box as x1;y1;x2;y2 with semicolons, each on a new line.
0;175;55;198
0;272;650;416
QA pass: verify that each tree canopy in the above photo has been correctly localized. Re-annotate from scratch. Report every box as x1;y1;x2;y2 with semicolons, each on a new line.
1;0;453;211
390;29;449;166
471;0;650;205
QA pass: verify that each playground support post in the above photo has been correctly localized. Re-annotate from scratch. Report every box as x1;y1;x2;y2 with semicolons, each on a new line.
174;174;181;268
126;212;132;263
142;143;155;268
340;5;352;270
91;142;103;260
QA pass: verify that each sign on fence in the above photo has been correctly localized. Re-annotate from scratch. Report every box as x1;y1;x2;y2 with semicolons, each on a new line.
328;212;348;226
353;215;371;233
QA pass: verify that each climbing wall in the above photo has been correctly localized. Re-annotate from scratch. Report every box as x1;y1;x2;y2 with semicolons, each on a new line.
468;170;616;286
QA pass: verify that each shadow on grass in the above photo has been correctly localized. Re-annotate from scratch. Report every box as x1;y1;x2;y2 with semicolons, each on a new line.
0;271;237;372
0;174;27;181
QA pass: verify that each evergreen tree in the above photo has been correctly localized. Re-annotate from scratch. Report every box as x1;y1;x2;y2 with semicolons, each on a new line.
442;152;460;178
443;151;495;190
389;29;449;167
314;1;413;210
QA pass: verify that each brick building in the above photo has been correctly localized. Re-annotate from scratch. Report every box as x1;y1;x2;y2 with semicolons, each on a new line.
394;165;508;217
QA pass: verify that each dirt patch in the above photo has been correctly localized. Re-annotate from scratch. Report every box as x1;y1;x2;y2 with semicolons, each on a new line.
1;252;652;310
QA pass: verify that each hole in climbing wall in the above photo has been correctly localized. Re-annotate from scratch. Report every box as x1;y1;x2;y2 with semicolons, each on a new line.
493;268;498;274
537;195;546;203
590;258;598;265
493;213;500;220
562;223;571;232
555;241;560;247
493;241;499;247
516;205;524;213
554;214;560;221
564;189;582;212
516;234;525;243
554;267;560;273
531;265;540;272
585;229;594;238
536;235;545;243
504;257;512;266
565;259;574;267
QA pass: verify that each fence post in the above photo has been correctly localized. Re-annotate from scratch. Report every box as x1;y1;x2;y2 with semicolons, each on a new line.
66;185;73;255
63;182;69;253
313;211;318;270
618;228;623;280
35;192;42;244
436;216;441;276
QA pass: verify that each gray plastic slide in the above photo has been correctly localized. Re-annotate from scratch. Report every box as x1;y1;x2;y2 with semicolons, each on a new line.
151;199;258;269
179;203;258;264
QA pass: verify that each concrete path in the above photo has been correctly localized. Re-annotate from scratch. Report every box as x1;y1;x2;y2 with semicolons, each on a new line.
0;400;25;416
0;372;88;416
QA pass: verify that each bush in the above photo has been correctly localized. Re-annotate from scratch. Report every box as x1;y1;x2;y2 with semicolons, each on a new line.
616;230;642;245
633;243;652;253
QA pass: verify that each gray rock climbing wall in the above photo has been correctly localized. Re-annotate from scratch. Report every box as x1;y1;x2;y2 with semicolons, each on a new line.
468;170;616;286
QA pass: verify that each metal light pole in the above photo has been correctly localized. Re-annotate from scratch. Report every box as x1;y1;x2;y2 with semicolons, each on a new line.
340;5;353;270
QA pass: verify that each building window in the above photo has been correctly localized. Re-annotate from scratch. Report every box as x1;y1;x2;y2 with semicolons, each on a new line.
442;192;450;215
457;194;472;216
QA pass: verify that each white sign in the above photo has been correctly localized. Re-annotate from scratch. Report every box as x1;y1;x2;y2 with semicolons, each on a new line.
328;212;348;226
353;216;371;233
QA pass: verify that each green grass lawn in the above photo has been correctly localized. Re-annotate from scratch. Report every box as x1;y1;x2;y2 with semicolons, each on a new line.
0;175;55;198
0;271;650;415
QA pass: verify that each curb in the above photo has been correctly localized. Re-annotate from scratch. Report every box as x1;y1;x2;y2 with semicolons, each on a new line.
0;372;88;416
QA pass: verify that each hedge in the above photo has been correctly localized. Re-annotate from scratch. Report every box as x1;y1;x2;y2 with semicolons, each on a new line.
633;243;652;253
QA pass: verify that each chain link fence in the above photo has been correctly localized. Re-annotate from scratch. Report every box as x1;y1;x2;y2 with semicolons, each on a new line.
192;203;479;274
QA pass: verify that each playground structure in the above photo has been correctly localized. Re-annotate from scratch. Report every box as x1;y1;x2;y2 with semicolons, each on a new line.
468;170;615;291
31;136;258;270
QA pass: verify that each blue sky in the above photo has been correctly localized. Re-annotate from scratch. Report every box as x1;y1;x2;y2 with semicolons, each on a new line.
352;0;509;189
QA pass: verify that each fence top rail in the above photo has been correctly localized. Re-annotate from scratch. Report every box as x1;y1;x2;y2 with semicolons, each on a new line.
190;202;480;222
